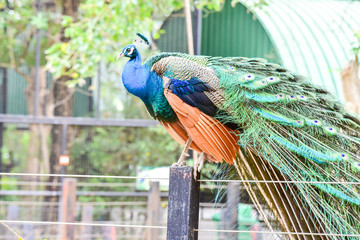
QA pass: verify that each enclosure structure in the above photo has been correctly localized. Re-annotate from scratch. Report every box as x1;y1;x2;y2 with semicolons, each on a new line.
157;0;360;99
1;0;360;239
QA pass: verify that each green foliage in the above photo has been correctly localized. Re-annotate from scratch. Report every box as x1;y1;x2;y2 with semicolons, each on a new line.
45;0;184;81
232;0;271;10
0;0;61;67
67;125;182;202
68;126;182;176
0;177;18;201
45;0;261;83
1;125;29;173
195;0;225;10
352;29;360;56
0;126;29;201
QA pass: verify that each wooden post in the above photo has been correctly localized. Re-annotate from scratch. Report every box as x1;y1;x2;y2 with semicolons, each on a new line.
225;182;240;239
103;226;117;240
80;204;93;240
5;205;18;239
167;166;200;240
22;224;34;240
60;178;77;240
6;205;19;220
146;181;161;240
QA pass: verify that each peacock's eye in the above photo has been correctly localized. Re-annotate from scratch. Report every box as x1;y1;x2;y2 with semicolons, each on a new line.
126;48;131;52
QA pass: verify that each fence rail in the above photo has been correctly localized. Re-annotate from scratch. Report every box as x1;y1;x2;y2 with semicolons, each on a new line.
0;114;158;127
1;169;359;240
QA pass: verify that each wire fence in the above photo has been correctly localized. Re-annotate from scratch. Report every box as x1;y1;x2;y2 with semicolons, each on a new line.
0;172;359;240
1;172;360;185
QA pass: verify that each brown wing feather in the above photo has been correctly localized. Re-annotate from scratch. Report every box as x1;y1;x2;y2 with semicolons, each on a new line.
159;120;203;153
164;89;239;163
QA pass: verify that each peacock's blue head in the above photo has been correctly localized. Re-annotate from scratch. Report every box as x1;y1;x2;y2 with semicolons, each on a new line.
116;44;139;60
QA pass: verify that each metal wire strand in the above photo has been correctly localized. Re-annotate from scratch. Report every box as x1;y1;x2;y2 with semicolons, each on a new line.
1;172;359;185
195;228;360;237
1;220;360;237
0;220;166;229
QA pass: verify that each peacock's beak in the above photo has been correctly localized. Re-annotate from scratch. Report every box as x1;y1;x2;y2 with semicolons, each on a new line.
116;52;124;61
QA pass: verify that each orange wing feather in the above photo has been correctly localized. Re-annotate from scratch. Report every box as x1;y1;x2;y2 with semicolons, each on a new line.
159;120;203;153
164;89;239;164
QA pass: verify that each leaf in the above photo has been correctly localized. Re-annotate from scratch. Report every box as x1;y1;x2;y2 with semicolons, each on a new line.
45;43;61;55
30;13;48;30
61;16;73;27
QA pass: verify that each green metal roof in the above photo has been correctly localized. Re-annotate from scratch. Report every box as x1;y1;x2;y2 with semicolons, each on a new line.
201;1;280;63
0;68;93;116
247;0;360;98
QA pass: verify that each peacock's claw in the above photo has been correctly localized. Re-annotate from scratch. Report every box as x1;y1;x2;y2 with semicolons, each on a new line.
172;138;192;168
172;153;189;167
171;161;187;167
193;152;206;179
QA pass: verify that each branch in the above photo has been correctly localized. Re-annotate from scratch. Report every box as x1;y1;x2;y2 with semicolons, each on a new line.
74;87;93;97
19;28;36;60
48;87;75;113
7;29;16;67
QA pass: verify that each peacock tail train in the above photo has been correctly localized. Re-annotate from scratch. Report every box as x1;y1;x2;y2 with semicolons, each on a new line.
120;42;360;239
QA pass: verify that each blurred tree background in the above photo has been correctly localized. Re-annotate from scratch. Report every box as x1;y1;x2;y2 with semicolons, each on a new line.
1;0;359;187
0;0;242;206
1;0;272;179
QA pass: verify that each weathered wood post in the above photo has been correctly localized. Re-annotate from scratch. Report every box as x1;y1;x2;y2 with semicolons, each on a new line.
59;178;77;240
167;166;200;240
146;181;161;240
225;182;240;239
6;205;19;239
80;203;94;240
22;223;34;240
103;226;117;240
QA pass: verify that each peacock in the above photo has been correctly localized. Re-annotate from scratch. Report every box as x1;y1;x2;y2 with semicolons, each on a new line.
118;34;360;239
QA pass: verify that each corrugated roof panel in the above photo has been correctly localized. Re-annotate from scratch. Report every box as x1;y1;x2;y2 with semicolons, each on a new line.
201;1;281;63
7;68;29;115
156;13;188;53
252;0;360;98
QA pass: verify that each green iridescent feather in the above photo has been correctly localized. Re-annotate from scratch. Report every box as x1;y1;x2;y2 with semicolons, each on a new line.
210;55;360;237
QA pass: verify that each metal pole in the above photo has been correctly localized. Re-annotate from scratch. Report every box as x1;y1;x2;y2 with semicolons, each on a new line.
34;0;41;116
96;62;101;119
194;8;202;55
60;124;68;176
58;124;68;234
184;0;194;55
88;78;93;116
226;182;240;239
0;0;9;184
167;166;200;240
61;124;67;156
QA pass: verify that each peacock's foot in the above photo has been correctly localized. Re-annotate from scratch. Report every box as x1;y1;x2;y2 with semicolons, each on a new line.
171;153;189;167
193;152;206;179
172;137;192;168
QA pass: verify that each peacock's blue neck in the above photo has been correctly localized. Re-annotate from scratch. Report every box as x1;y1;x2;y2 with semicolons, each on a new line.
122;54;178;122
122;55;149;100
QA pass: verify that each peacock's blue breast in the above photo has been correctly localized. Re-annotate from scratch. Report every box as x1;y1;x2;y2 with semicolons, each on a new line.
144;71;178;122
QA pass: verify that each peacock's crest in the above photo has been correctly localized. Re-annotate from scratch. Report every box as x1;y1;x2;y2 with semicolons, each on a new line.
134;33;150;46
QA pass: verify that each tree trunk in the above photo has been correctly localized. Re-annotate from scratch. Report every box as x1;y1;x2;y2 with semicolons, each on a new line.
24;67;51;182
340;56;360;114
44;0;80;224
